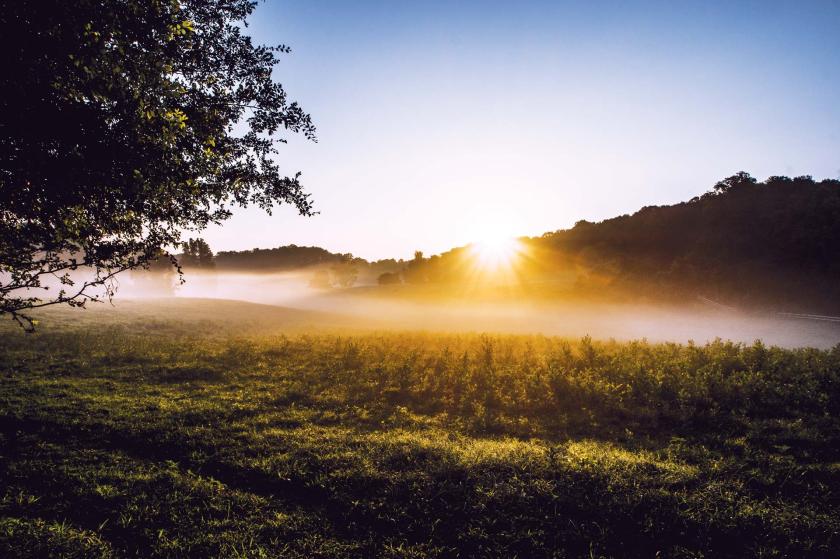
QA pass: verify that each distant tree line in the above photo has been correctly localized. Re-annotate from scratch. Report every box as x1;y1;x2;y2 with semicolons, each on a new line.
170;242;405;289
212;245;355;271
538;173;840;311
384;173;840;312
148;173;840;309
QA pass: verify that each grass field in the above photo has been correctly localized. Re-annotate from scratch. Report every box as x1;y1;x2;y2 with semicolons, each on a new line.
1;300;839;557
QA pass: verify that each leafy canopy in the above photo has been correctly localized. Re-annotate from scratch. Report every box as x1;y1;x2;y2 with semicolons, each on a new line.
0;0;316;328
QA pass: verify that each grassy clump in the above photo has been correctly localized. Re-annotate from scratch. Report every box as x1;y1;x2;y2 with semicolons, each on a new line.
1;318;839;557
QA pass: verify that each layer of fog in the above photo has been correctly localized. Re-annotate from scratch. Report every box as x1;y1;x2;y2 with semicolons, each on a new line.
123;270;840;349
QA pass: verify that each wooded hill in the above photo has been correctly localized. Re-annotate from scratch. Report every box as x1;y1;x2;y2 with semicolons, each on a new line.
187;173;840;311
536;173;840;311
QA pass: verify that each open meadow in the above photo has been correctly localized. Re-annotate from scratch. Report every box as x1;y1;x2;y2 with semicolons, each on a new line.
2;299;839;558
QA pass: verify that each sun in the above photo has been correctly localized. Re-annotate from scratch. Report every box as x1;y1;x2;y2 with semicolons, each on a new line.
470;233;522;270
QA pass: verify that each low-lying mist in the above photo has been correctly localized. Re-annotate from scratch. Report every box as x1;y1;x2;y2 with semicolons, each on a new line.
114;269;840;349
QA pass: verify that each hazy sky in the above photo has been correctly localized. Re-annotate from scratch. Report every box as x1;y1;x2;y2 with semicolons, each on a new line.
200;0;840;260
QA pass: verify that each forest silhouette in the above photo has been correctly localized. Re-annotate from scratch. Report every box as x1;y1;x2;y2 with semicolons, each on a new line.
182;173;840;313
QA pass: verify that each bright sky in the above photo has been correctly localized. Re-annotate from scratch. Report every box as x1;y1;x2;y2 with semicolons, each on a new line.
200;0;840;261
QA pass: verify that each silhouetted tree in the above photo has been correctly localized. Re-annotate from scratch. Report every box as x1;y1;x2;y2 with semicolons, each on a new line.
0;0;315;329
309;269;332;290
711;171;757;195
378;272;402;286
180;238;215;270
370;258;405;275
403;251;428;284
331;255;358;288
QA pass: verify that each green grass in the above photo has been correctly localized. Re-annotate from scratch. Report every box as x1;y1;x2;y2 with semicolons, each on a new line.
1;303;839;557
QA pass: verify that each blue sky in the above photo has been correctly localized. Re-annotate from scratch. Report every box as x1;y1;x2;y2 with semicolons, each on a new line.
201;0;840;260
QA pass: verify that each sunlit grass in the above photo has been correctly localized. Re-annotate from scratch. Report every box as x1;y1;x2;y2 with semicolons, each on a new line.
1;312;839;557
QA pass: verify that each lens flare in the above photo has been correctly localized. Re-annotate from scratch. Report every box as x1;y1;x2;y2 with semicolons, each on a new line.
470;235;522;271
